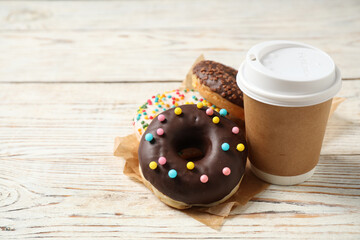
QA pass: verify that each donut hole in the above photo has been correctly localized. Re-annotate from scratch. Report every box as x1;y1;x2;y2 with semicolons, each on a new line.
175;128;210;161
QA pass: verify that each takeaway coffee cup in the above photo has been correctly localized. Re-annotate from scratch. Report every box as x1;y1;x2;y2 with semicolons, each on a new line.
237;41;342;185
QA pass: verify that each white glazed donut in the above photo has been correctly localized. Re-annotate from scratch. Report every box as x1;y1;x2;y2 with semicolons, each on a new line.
133;89;218;141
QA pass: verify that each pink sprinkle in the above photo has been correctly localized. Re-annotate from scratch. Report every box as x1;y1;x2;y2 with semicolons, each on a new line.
142;109;146;112
147;99;152;105
152;96;155;98
157;128;164;136
222;167;231;176
206;108;214;116
172;100;175;104
132;121;135;126
232;127;239;134
200;175;208;183
158;114;166;122
199;98;203;101
158;157;167;165
149;116;153;120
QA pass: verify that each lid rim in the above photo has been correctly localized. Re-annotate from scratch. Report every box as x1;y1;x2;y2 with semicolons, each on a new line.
237;63;342;107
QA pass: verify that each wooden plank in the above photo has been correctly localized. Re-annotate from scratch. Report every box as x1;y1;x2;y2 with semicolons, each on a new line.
0;81;359;238
0;80;358;157
0;0;359;82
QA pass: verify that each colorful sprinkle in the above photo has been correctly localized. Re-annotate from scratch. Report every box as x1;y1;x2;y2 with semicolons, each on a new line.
149;161;157;170
187;161;195;170
156;128;164;136
168;169;177;178
212;116;220;124
158;114;165;122
158;157;166;165
147;99;152;105
219;109;227;116
221;143;230;151
206;108;214;116
232;126;239;134
174;107;182;115
197;102;203;109
145;133;154;142
200;175;208;183
222;167;231;176
237;143;245;152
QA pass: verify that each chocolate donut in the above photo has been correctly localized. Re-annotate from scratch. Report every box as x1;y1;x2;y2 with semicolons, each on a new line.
138;104;247;209
192;60;245;120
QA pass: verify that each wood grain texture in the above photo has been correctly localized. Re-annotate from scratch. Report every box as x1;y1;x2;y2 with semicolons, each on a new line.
1;0;360;238
0;0;359;82
0;81;359;238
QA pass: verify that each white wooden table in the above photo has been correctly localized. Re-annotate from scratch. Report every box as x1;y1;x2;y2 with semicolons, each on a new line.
1;1;359;239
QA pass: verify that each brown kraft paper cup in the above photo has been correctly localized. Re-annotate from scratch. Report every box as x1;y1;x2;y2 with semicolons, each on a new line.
244;94;332;181
236;41;342;185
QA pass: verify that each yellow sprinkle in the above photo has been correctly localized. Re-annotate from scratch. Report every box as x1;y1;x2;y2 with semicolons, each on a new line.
174;107;182;115
187;161;195;170
144;116;149;120
190;101;194;104
212;116;220;124
152;110;156;114
197;102;203;109
185;101;189;104
149;161;157;170
174;102;179;107
237;143;245;152
144;126;147;131
180;96;184;100
215;108;220;112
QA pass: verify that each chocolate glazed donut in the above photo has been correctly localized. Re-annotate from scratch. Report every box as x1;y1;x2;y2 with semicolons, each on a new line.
138;104;247;209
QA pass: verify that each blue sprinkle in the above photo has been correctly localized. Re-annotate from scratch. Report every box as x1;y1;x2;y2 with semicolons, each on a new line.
143;112;147;115
162;98;166;101
158;104;162;108
136;115;141;120
163;108;166;111
192;95;196;99
145;133;154;142
219;109;228;117
212;105;216;108
155;97;159;103
155;109;159;112
221;143;230;151
168;95;172;98
168;169;177;178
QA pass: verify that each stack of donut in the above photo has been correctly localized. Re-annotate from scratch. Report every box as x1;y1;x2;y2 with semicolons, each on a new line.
133;60;247;209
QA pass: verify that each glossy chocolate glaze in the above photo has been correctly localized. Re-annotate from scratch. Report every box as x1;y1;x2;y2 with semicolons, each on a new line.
138;104;247;205
193;60;244;107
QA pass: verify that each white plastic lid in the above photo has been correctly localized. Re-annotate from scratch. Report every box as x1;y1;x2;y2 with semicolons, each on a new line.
237;41;342;107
